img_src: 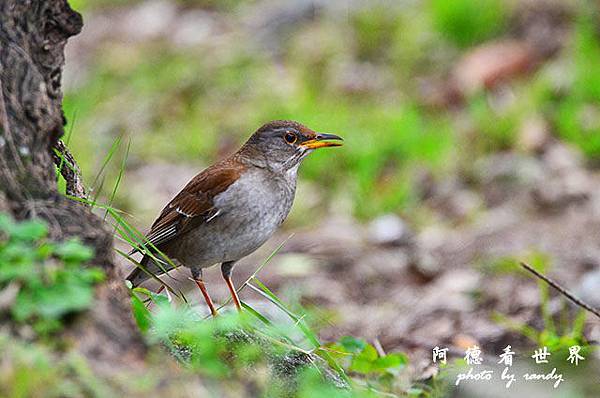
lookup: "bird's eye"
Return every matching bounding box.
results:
[284,132,297,144]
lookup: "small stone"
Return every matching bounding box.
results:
[0,282,19,312]
[531,143,591,210]
[577,269,600,309]
[125,0,178,41]
[409,249,442,281]
[275,253,320,277]
[171,11,217,48]
[475,153,544,186]
[531,175,590,210]
[474,153,544,206]
[429,186,481,222]
[517,116,551,153]
[18,146,30,156]
[542,143,583,173]
[367,214,413,246]
[356,249,410,278]
[417,226,448,252]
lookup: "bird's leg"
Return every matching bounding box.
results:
[221,261,242,312]
[191,267,218,317]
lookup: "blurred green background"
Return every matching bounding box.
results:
[62,0,600,223]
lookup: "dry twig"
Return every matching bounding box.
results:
[520,261,600,320]
[52,139,88,201]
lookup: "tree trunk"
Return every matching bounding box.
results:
[0,0,146,369]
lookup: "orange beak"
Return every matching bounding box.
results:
[300,133,344,149]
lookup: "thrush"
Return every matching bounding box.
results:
[127,120,342,315]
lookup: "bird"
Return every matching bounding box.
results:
[126,120,342,316]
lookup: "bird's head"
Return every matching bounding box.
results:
[240,120,343,170]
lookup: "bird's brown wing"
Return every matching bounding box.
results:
[127,161,244,286]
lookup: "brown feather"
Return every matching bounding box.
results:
[147,157,245,249]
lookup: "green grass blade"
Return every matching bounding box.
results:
[66,194,181,284]
[104,138,130,221]
[105,206,178,276]
[247,281,321,349]
[572,310,587,342]
[241,234,294,289]
[240,301,273,327]
[53,148,80,182]
[115,248,182,301]
[91,136,122,194]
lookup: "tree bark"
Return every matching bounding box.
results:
[0,0,146,369]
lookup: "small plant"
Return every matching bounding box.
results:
[491,253,590,354]
[327,336,411,394]
[0,214,104,336]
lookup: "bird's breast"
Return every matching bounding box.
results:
[210,168,296,258]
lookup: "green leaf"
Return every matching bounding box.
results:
[0,214,103,336]
[11,220,48,241]
[349,344,378,374]
[13,278,94,321]
[0,259,36,283]
[338,336,367,353]
[407,387,426,397]
[131,295,152,333]
[151,305,199,341]
[371,352,409,372]
[55,239,94,263]
[133,286,170,308]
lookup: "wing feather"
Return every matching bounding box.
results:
[144,163,243,250]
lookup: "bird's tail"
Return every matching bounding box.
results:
[126,253,176,287]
